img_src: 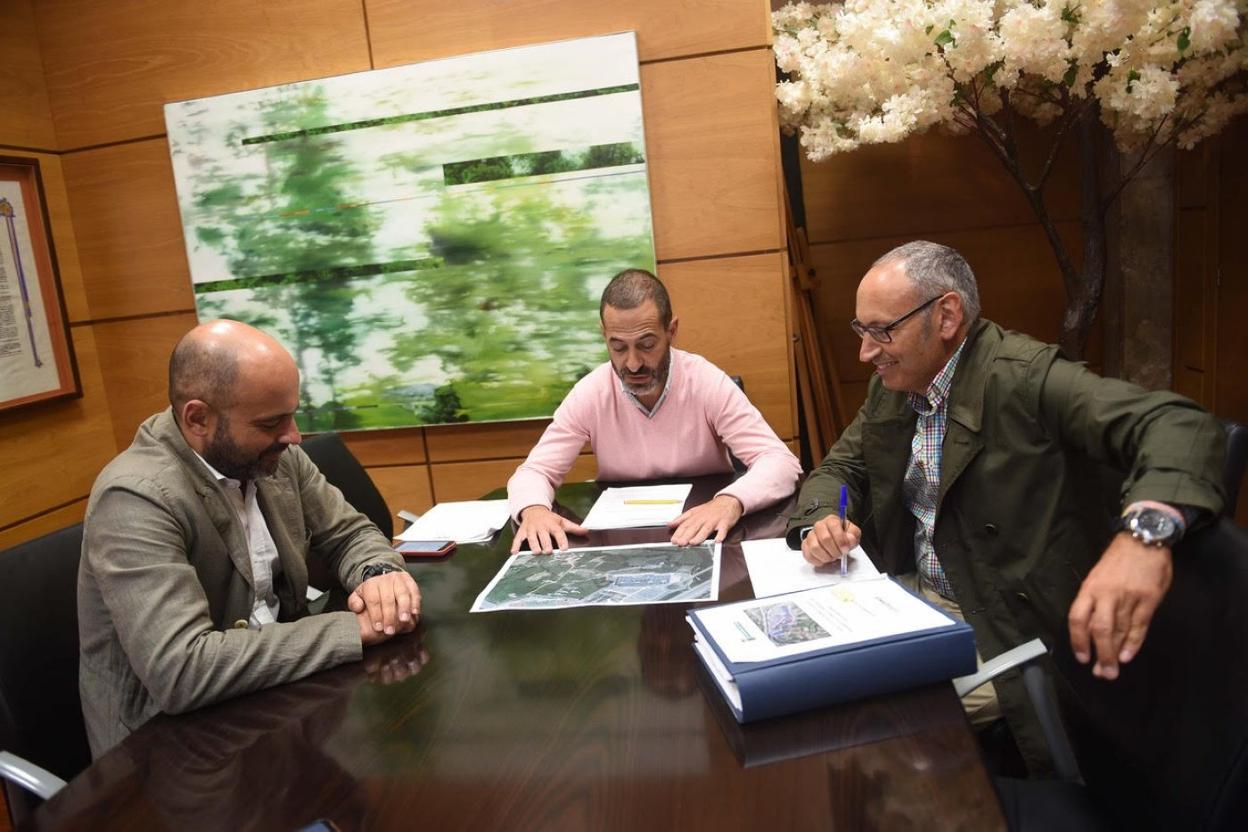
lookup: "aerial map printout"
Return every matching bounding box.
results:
[471,542,721,612]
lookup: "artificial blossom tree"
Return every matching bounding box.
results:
[773,0,1247,358]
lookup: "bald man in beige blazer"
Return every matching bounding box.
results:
[79,320,421,756]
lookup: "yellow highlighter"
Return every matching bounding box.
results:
[622,498,682,505]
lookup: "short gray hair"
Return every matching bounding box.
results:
[874,241,981,323]
[600,268,672,328]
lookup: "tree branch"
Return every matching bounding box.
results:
[1099,112,1172,211]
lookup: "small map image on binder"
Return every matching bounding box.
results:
[745,602,830,647]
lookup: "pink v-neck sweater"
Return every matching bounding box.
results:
[507,349,801,520]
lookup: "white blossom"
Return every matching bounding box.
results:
[772,0,1248,157]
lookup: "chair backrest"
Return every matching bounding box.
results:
[0,523,91,801]
[1055,517,1248,830]
[300,432,393,539]
[1221,419,1248,514]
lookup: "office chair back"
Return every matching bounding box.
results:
[1222,419,1248,514]
[0,523,91,820]
[1055,517,1248,830]
[300,432,393,539]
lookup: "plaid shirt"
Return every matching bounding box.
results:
[902,338,968,600]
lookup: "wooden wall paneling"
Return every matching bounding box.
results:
[35,0,373,149]
[365,464,435,523]
[62,139,195,320]
[643,49,785,261]
[799,129,1080,246]
[0,326,117,528]
[92,313,199,450]
[1173,144,1216,409]
[1178,207,1208,404]
[431,454,598,504]
[0,0,57,150]
[1215,119,1248,422]
[660,252,794,438]
[1175,143,1212,210]
[366,0,772,68]
[0,499,87,551]
[27,153,89,322]
[341,428,427,467]
[426,420,553,464]
[807,222,1089,408]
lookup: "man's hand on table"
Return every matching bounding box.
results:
[668,494,743,546]
[800,514,861,567]
[350,569,421,646]
[511,505,588,554]
[1067,533,1173,681]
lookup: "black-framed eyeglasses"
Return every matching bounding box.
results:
[850,295,943,343]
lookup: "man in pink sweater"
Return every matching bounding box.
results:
[508,269,802,554]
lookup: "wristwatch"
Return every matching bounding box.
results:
[1115,507,1183,549]
[361,562,403,581]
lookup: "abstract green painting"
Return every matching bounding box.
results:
[165,33,655,430]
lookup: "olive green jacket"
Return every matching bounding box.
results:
[788,319,1225,771]
[79,408,404,757]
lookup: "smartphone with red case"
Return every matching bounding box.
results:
[394,539,456,558]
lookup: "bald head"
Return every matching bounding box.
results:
[169,320,296,422]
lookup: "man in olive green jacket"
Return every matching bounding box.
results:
[789,242,1225,772]
[79,321,421,756]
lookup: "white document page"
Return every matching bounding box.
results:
[741,538,880,598]
[694,578,956,665]
[691,631,743,711]
[581,484,693,530]
[395,500,511,543]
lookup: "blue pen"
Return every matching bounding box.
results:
[838,484,849,576]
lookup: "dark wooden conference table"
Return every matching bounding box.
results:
[28,476,1004,831]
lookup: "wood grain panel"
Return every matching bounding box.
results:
[807,222,1090,391]
[0,498,86,551]
[426,419,553,464]
[1176,144,1212,210]
[62,139,195,319]
[0,0,57,150]
[365,464,435,525]
[644,50,785,261]
[1215,119,1248,422]
[341,428,427,466]
[36,0,372,149]
[431,454,598,504]
[1173,366,1206,408]
[366,0,771,68]
[0,326,117,528]
[1174,209,1208,375]
[660,252,794,438]
[799,128,1080,246]
[93,313,199,450]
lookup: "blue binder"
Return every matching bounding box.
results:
[689,577,977,723]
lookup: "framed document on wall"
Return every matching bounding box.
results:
[0,157,79,411]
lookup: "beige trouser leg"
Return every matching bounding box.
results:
[897,573,1002,726]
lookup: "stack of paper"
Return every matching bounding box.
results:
[395,500,511,544]
[581,484,693,530]
[688,577,976,722]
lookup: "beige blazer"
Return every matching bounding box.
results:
[78,408,403,756]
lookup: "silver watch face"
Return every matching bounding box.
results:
[1127,510,1178,545]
